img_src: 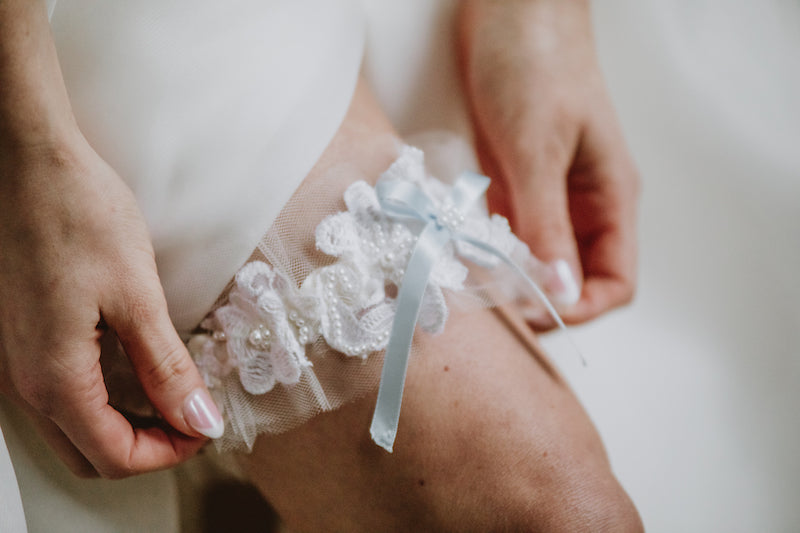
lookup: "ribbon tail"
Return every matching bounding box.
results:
[370,224,449,452]
[456,235,586,366]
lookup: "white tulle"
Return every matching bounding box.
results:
[188,146,537,432]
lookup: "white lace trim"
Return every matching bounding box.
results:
[189,146,525,403]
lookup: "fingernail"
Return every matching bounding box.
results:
[183,389,224,439]
[548,259,581,308]
[522,305,557,330]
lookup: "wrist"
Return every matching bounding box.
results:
[458,0,594,56]
[0,125,93,195]
[0,106,80,155]
[0,0,81,154]
[0,118,85,169]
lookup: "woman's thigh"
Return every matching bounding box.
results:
[241,305,639,532]
[237,80,642,532]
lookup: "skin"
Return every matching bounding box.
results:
[459,0,640,328]
[0,0,217,478]
[239,80,643,532]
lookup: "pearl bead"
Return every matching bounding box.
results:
[380,252,395,268]
[212,330,227,342]
[247,325,271,350]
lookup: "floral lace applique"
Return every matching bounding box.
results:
[192,261,314,395]
[189,146,525,398]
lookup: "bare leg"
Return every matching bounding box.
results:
[238,80,643,532]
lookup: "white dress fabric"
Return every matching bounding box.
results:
[50,0,365,334]
[0,401,181,533]
[0,424,26,533]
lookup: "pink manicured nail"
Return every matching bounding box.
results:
[548,259,581,309]
[183,389,224,439]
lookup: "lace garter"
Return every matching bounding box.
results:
[188,146,574,452]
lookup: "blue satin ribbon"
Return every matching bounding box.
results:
[369,171,581,452]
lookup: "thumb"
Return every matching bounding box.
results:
[502,141,583,312]
[103,276,224,440]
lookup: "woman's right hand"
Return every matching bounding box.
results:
[0,133,223,478]
[0,0,222,479]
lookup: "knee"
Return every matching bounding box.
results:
[415,437,643,532]
[505,466,644,533]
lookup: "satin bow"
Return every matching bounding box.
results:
[369,171,580,452]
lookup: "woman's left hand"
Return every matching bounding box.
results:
[458,0,639,328]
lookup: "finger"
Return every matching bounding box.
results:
[563,109,639,323]
[101,268,224,441]
[492,123,584,311]
[44,357,206,478]
[562,186,637,323]
[29,411,99,478]
[563,277,634,325]
[2,381,98,478]
[476,127,513,220]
